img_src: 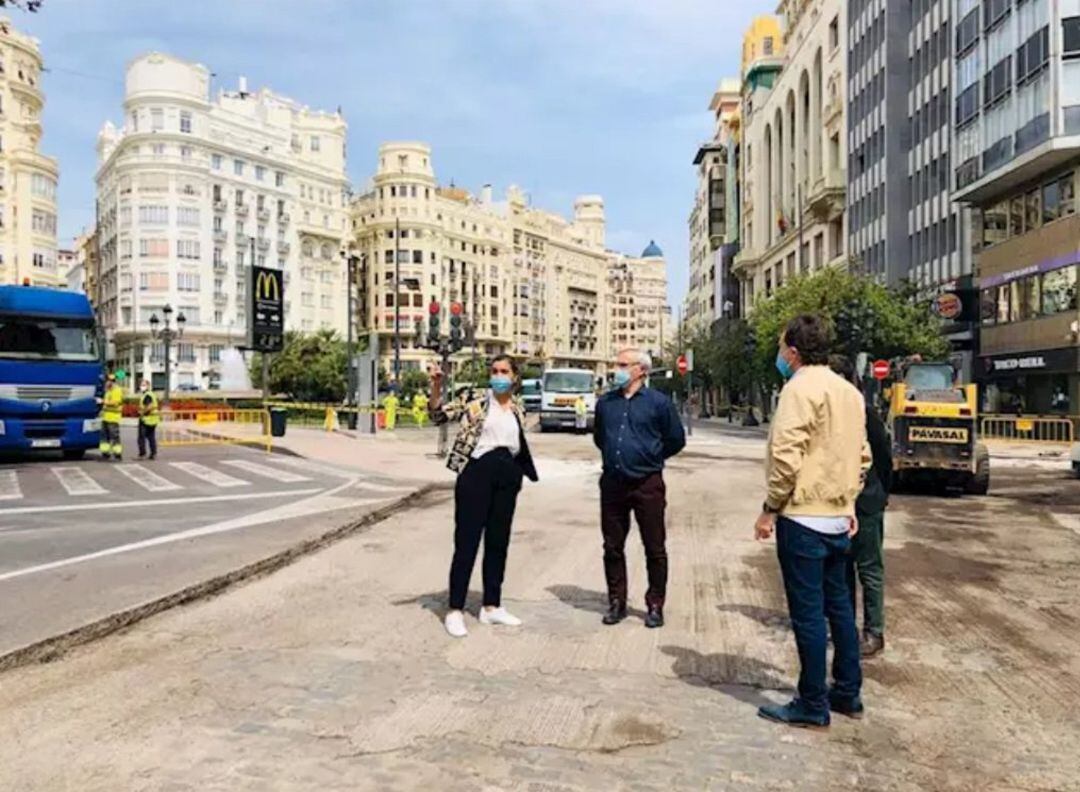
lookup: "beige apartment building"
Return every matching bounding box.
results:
[95,52,349,391]
[0,18,59,287]
[349,142,669,378]
[687,79,741,331]
[734,1,847,315]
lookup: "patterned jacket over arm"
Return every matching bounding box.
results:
[431,389,538,481]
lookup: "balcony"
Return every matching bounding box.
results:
[213,229,228,243]
[213,292,228,305]
[257,237,271,251]
[257,207,271,222]
[277,240,291,254]
[278,212,290,225]
[213,260,228,274]
[235,202,249,217]
[213,200,227,213]
[805,168,846,222]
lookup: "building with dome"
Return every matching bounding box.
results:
[0,18,59,287]
[349,142,671,377]
[94,52,349,391]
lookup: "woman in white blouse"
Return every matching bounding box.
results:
[430,355,538,638]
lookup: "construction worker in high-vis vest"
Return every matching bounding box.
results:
[99,372,124,460]
[137,379,160,460]
[383,390,399,431]
[412,391,428,428]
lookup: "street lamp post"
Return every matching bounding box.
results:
[148,304,186,406]
[393,217,401,388]
[344,251,360,429]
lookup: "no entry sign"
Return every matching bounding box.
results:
[677,355,689,375]
[872,359,891,380]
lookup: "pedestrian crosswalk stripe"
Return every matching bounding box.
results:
[355,481,413,494]
[0,470,22,501]
[221,459,311,483]
[169,461,249,488]
[115,464,183,492]
[52,467,108,496]
[264,455,357,480]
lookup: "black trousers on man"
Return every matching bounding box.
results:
[137,422,157,459]
[600,470,667,609]
[449,448,524,610]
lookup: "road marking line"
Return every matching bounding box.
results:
[51,467,107,496]
[355,481,414,493]
[115,464,183,492]
[0,470,22,501]
[0,487,322,519]
[0,479,378,582]
[221,459,311,483]
[169,461,249,488]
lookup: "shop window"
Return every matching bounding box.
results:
[984,201,1008,246]
[980,289,998,325]
[995,284,1011,323]
[1041,266,1078,314]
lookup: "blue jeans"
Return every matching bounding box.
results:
[776,517,862,715]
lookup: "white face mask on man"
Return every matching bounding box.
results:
[140,384,149,393]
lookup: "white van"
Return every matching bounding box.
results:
[540,368,597,432]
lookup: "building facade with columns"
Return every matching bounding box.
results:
[94,52,348,391]
[0,18,59,287]
[349,142,670,378]
[734,2,848,315]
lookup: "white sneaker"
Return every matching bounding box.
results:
[479,607,522,627]
[444,610,468,638]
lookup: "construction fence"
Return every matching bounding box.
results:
[157,408,273,452]
[980,415,1075,445]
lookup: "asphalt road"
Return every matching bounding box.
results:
[0,427,420,657]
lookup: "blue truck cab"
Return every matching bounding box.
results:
[0,285,103,458]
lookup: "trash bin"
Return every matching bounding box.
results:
[269,407,288,437]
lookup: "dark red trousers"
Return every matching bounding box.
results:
[600,471,667,608]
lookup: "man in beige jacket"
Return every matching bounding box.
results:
[755,314,869,729]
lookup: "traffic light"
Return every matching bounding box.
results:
[427,300,441,345]
[449,302,463,350]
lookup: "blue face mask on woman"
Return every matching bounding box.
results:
[489,375,513,394]
[612,369,632,389]
[775,351,794,380]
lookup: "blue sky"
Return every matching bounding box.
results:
[23,0,753,306]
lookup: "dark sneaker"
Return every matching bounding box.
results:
[138,453,146,459]
[757,699,830,729]
[644,605,665,629]
[602,602,627,626]
[828,693,865,720]
[861,632,885,659]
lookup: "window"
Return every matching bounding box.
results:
[310,136,321,152]
[177,343,195,363]
[234,159,245,176]
[179,111,192,133]
[180,145,192,161]
[177,239,200,259]
[139,205,168,223]
[177,272,201,291]
[1009,196,1025,236]
[139,272,169,291]
[412,250,423,264]
[151,143,166,156]
[1025,188,1041,231]
[139,237,169,257]
[1060,173,1076,216]
[275,171,285,187]
[212,154,222,170]
[31,174,56,199]
[255,165,265,182]
[321,295,332,309]
[384,250,393,264]
[151,108,163,131]
[828,16,838,50]
[30,210,56,235]
[177,207,200,227]
[1042,179,1060,224]
[209,345,223,364]
[1065,17,1080,58]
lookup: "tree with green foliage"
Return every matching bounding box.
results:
[398,369,430,403]
[746,267,949,389]
[251,330,347,402]
[455,357,489,386]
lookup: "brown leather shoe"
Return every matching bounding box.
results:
[860,632,884,658]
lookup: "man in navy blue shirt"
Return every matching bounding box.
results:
[593,347,686,628]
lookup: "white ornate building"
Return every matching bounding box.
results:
[349,142,670,377]
[0,18,59,287]
[95,52,349,391]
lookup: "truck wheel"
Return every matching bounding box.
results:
[966,444,990,496]
[63,449,87,461]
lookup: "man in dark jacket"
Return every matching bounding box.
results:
[830,356,891,658]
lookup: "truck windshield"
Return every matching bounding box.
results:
[0,318,98,362]
[521,380,541,395]
[543,372,593,393]
[905,365,954,391]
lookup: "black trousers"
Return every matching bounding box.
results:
[137,422,157,458]
[449,448,524,610]
[600,470,668,609]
